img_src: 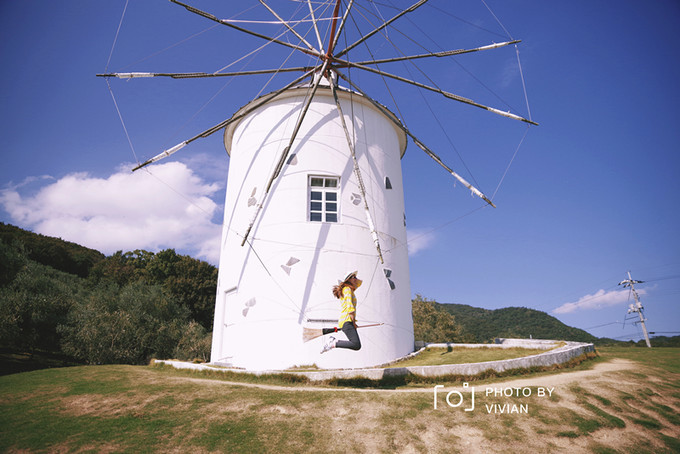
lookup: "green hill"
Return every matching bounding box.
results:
[438,303,599,344]
[0,222,104,278]
[1,223,215,371]
[6,222,674,377]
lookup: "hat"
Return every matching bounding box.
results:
[339,270,357,285]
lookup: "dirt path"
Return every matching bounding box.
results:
[149,357,678,452]
[480,357,635,390]
[163,358,635,393]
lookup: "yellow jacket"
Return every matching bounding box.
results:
[338,285,356,328]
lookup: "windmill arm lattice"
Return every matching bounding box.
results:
[336,71,496,208]
[113,2,537,173]
[108,1,534,208]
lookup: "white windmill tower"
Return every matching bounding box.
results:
[100,1,536,370]
[210,81,412,370]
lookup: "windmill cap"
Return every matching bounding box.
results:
[224,87,407,157]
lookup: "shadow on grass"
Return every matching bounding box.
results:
[0,348,83,376]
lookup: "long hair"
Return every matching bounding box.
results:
[333,280,357,299]
[333,272,357,299]
[332,283,347,299]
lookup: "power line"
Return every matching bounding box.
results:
[609,333,646,341]
[642,274,680,283]
[583,321,624,330]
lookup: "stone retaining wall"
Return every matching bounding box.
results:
[285,338,594,381]
[157,338,595,382]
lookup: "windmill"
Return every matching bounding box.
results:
[99,1,537,370]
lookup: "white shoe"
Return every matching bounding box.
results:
[321,336,336,354]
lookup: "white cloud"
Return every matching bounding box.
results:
[180,152,229,187]
[553,288,647,314]
[406,228,436,255]
[0,161,224,264]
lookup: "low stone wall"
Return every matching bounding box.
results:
[286,338,594,381]
[156,338,595,382]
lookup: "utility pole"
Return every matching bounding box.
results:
[619,271,652,348]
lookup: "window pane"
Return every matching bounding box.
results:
[309,176,340,224]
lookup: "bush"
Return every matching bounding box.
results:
[59,282,191,365]
[173,321,212,363]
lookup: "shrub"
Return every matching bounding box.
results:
[173,321,212,362]
[59,282,190,365]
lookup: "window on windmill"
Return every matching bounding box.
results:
[309,176,339,223]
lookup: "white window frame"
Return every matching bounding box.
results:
[308,176,339,223]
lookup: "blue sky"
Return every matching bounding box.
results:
[1,1,678,342]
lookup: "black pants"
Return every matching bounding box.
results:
[335,323,362,351]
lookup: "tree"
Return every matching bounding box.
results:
[88,250,154,287]
[0,238,26,287]
[88,249,217,330]
[0,260,82,352]
[412,295,469,343]
[0,229,218,365]
[164,254,217,330]
[59,282,191,365]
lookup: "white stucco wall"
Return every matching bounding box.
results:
[210,86,414,370]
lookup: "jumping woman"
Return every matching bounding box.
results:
[321,271,363,353]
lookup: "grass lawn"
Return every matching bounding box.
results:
[390,346,553,367]
[0,347,678,453]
